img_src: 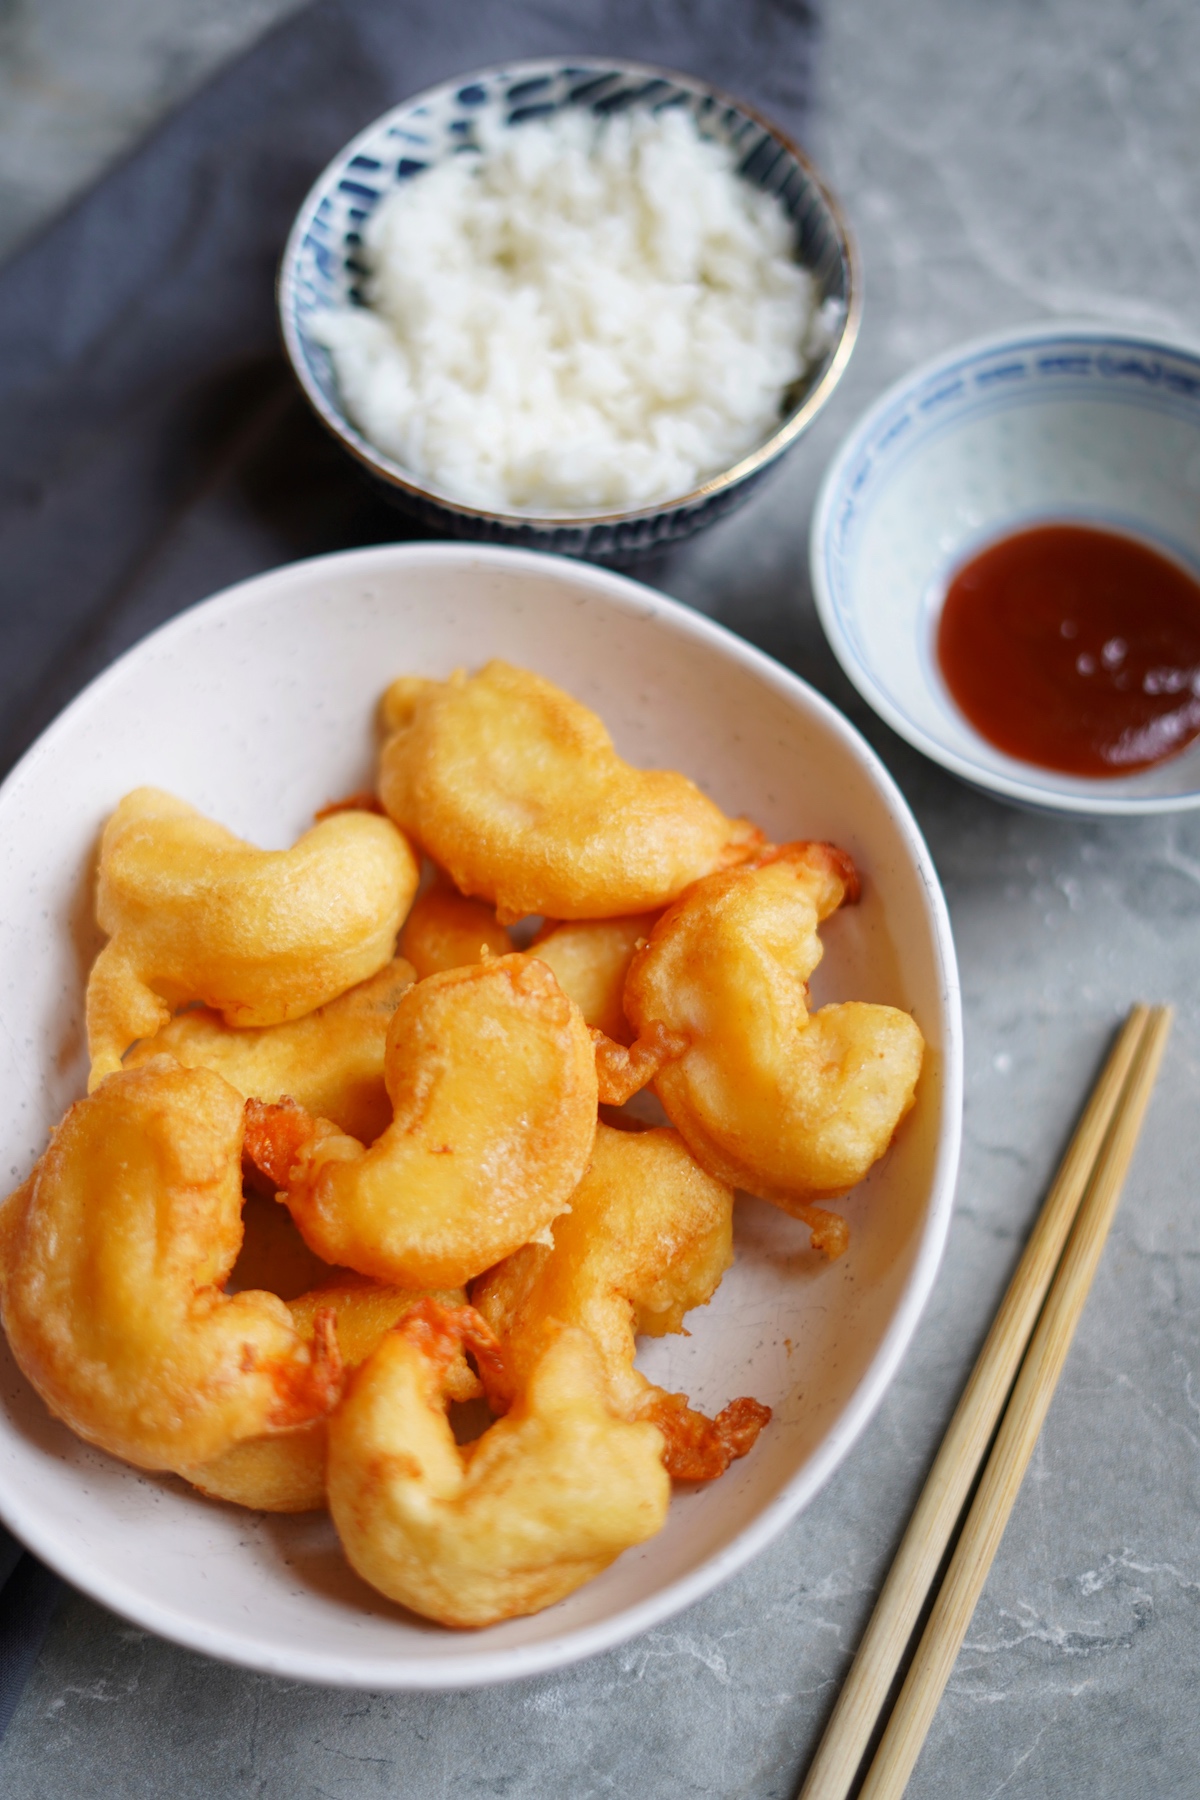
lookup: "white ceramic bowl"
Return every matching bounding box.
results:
[0,544,961,1688]
[811,323,1200,814]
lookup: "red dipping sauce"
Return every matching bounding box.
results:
[937,524,1200,776]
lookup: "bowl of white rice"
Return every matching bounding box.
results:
[279,60,860,559]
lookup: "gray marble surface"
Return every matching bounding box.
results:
[3,0,1200,1794]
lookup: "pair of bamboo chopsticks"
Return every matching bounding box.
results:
[797,1001,1172,1800]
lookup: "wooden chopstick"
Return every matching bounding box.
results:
[797,1002,1163,1800]
[856,1004,1170,1796]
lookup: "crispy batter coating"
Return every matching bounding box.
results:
[400,879,513,979]
[184,1279,479,1512]
[87,787,419,1088]
[472,1123,768,1480]
[619,843,925,1253]
[327,1299,670,1627]
[530,914,658,1042]
[0,1059,341,1473]
[243,954,598,1289]
[377,662,760,922]
[123,957,415,1143]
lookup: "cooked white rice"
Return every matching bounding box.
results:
[312,105,836,515]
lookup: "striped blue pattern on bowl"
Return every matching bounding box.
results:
[279,59,859,560]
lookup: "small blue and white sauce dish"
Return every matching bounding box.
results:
[810,323,1200,816]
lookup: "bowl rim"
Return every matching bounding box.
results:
[277,55,862,530]
[809,318,1200,817]
[0,542,961,1689]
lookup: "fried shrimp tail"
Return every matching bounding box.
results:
[326,1299,670,1627]
[0,1059,343,1473]
[637,1391,772,1482]
[623,841,925,1253]
[87,787,419,1088]
[377,661,760,920]
[243,954,598,1288]
[244,1093,317,1189]
[473,1122,770,1480]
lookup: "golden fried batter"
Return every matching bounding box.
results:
[327,1300,670,1627]
[619,843,925,1253]
[124,958,415,1143]
[0,1059,341,1473]
[184,1279,479,1512]
[87,788,419,1088]
[472,1123,768,1480]
[243,954,598,1289]
[378,662,760,922]
[399,879,513,979]
[530,914,657,1042]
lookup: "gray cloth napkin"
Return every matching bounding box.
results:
[0,0,816,1737]
[0,1527,60,1740]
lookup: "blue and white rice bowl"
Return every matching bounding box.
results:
[279,59,859,560]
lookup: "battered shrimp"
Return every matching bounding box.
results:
[399,878,513,978]
[87,787,419,1088]
[616,842,925,1254]
[377,662,760,922]
[530,914,658,1042]
[124,958,416,1142]
[473,1123,770,1480]
[243,955,598,1289]
[184,1278,479,1512]
[0,1059,341,1473]
[327,1299,670,1627]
